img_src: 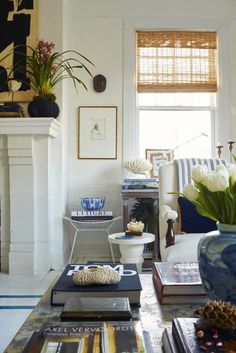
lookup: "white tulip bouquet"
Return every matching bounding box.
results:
[179,163,236,225]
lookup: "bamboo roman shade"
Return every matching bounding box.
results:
[136,31,217,93]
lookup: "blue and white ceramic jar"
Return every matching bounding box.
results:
[80,197,105,211]
[198,223,236,304]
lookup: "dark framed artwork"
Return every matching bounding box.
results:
[78,106,118,159]
[0,0,38,102]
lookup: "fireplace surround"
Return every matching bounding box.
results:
[0,118,62,274]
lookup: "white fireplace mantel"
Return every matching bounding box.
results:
[0,117,61,136]
[0,117,62,274]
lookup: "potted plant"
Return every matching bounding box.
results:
[129,198,159,233]
[11,40,94,118]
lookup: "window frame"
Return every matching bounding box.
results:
[123,17,230,173]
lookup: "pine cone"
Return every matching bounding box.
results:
[195,300,236,329]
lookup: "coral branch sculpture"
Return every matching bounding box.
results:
[73,267,121,286]
[123,158,152,175]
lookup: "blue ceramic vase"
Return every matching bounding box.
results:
[198,223,236,304]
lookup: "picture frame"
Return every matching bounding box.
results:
[0,0,38,102]
[145,149,173,178]
[78,106,117,159]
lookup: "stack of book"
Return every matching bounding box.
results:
[51,263,142,306]
[71,210,113,221]
[22,321,151,353]
[162,317,236,353]
[122,178,158,190]
[60,297,132,321]
[152,262,207,304]
[0,103,24,117]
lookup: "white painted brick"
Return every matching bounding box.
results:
[8,149,32,157]
[0,119,62,274]
[9,251,34,275]
[9,243,34,252]
[9,157,33,165]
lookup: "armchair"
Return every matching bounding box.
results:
[158,158,225,262]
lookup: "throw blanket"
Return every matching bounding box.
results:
[174,158,226,192]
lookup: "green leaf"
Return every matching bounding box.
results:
[129,198,159,233]
[8,42,94,99]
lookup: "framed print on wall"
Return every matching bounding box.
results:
[78,106,117,159]
[0,0,38,102]
[145,149,173,178]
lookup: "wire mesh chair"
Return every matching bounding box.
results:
[63,184,122,263]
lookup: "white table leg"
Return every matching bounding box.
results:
[69,230,78,264]
[119,244,144,273]
[108,240,115,264]
[106,230,115,263]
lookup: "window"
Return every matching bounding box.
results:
[136,31,217,159]
[138,92,214,159]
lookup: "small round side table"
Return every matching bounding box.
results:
[108,232,155,273]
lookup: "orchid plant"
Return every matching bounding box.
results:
[11,40,94,101]
[179,163,236,225]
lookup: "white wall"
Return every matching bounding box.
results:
[61,0,236,176]
[64,16,123,187]
[38,0,65,269]
[38,0,236,263]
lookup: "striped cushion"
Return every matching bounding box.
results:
[174,158,226,192]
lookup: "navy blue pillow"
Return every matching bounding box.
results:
[178,196,217,233]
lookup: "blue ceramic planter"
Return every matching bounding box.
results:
[198,223,236,304]
[80,197,105,211]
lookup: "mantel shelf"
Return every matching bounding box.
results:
[0,117,61,137]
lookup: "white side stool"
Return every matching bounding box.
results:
[108,232,155,273]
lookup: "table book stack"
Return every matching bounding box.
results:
[22,321,150,353]
[60,297,132,321]
[51,263,142,306]
[23,263,153,352]
[122,178,159,190]
[152,262,207,304]
[71,210,113,221]
[162,317,236,353]
[0,103,24,117]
